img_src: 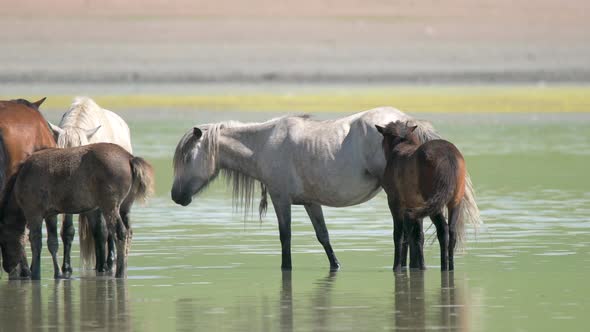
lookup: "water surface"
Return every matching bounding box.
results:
[1,111,588,331]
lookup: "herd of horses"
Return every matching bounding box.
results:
[0,97,480,280]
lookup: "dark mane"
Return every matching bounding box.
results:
[9,98,56,145]
[10,99,38,109]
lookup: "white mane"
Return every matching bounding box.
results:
[56,97,133,152]
[174,117,298,219]
[59,96,102,129]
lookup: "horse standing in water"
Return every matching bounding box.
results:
[171,107,480,270]
[49,97,133,273]
[0,143,153,279]
[0,98,56,279]
[377,121,467,271]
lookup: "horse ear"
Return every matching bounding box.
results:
[49,122,64,138]
[85,125,101,139]
[408,125,418,133]
[193,127,203,139]
[32,97,47,109]
[375,125,386,135]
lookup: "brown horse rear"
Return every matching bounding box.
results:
[377,121,468,271]
[412,140,466,219]
[0,98,55,278]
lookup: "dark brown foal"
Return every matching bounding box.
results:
[377,121,466,271]
[0,143,154,279]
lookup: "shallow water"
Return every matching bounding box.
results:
[1,111,588,332]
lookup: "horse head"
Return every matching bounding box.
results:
[52,125,101,148]
[171,126,219,206]
[375,120,419,154]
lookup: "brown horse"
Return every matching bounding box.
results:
[0,98,57,279]
[377,121,466,271]
[0,143,154,279]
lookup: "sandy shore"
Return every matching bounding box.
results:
[1,0,589,85]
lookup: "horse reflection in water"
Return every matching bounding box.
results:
[0,279,131,331]
[79,278,131,331]
[394,271,470,331]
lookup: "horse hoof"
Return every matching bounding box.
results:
[329,264,341,271]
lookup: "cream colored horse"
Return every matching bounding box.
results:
[171,107,480,270]
[49,97,132,274]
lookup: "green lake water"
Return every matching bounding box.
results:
[0,110,588,332]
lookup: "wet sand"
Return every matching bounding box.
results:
[1,0,589,85]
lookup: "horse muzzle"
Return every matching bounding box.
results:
[171,189,192,206]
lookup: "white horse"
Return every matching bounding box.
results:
[171,107,480,270]
[49,96,133,275]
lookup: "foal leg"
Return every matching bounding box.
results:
[304,203,340,270]
[387,197,404,272]
[45,215,64,279]
[120,209,132,263]
[431,213,449,271]
[406,219,426,270]
[270,195,292,270]
[28,218,43,280]
[89,211,108,273]
[401,233,409,269]
[60,214,75,276]
[104,209,128,278]
[448,206,461,271]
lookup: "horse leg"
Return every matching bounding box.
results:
[304,203,340,270]
[90,211,108,273]
[120,209,132,266]
[28,219,43,280]
[407,219,426,270]
[106,234,115,272]
[104,209,128,279]
[448,205,460,271]
[99,210,117,272]
[401,233,409,269]
[45,215,64,279]
[387,197,404,272]
[270,195,292,270]
[431,213,449,271]
[60,214,75,276]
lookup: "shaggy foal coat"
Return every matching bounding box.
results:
[377,121,466,271]
[1,143,153,279]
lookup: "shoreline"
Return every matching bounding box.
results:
[4,85,589,113]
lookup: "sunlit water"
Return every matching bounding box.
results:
[1,111,588,331]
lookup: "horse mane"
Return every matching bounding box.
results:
[175,116,307,220]
[10,99,38,109]
[60,97,103,129]
[55,97,105,148]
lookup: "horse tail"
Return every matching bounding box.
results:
[259,183,268,221]
[410,118,482,249]
[406,156,459,221]
[130,157,155,203]
[78,214,96,269]
[454,172,481,249]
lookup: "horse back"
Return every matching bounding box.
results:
[0,101,56,182]
[416,139,466,207]
[15,143,135,215]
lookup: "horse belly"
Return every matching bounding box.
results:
[298,173,382,207]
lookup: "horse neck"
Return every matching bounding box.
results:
[215,124,270,180]
[390,142,418,159]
